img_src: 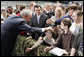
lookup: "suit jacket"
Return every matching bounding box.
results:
[30,14,48,28]
[30,14,48,39]
[1,15,42,56]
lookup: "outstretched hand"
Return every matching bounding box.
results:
[46,19,55,24]
[45,27,54,31]
[25,48,32,52]
[44,47,52,52]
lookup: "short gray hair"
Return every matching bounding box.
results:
[20,9,32,17]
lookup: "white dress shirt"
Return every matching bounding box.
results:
[37,15,41,24]
[70,22,81,35]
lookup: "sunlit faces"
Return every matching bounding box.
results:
[45,5,51,11]
[60,22,65,30]
[72,12,78,22]
[30,5,34,10]
[72,11,83,23]
[35,7,42,15]
[55,9,60,17]
[68,9,73,16]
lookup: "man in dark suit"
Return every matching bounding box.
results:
[30,5,48,40]
[1,9,51,56]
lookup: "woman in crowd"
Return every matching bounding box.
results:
[46,7,64,26]
[29,1,36,16]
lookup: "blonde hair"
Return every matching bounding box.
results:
[29,1,36,9]
[29,1,36,6]
[55,7,64,18]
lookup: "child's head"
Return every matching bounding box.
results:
[72,10,83,23]
[45,29,54,38]
[61,18,72,30]
[45,27,59,39]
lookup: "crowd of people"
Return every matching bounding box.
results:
[1,1,83,56]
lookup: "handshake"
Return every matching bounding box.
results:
[42,27,54,32]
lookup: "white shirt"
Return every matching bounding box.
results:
[10,13,16,16]
[1,14,6,21]
[70,22,81,35]
[37,15,40,24]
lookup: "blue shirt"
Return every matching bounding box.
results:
[55,15,74,26]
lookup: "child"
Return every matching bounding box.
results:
[44,18,75,55]
[25,28,57,52]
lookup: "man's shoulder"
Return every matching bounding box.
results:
[7,15,20,20]
[6,16,25,23]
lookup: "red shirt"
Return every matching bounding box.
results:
[16,13,20,16]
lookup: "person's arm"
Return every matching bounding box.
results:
[55,16,66,26]
[18,21,42,33]
[70,33,80,56]
[31,37,43,49]
[44,33,62,52]
[44,14,49,27]
[25,37,43,52]
[71,34,75,48]
[18,21,52,33]
[70,48,76,56]
[54,33,62,47]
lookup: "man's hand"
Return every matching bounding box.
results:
[45,27,53,30]
[44,47,52,52]
[42,27,53,32]
[25,48,33,52]
[46,19,55,24]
